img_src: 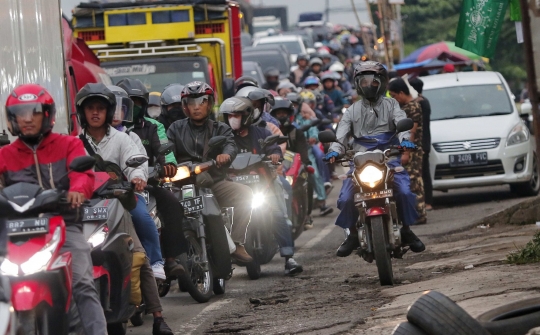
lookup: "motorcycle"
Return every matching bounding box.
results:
[83,154,148,334]
[318,118,415,286]
[282,149,311,240]
[228,135,283,280]
[0,268,16,335]
[156,139,233,303]
[0,156,95,334]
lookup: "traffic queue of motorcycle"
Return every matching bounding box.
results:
[0,59,428,335]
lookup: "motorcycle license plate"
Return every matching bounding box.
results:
[180,196,204,214]
[6,218,49,236]
[449,152,488,167]
[83,207,109,221]
[354,189,393,202]
[232,174,260,185]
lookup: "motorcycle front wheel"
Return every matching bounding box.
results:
[178,231,214,303]
[370,216,394,286]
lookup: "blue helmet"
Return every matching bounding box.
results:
[304,76,320,87]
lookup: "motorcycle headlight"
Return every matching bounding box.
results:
[170,166,191,182]
[357,165,384,189]
[88,228,108,248]
[252,192,265,209]
[0,258,19,276]
[20,226,62,275]
[285,175,294,186]
[506,122,530,146]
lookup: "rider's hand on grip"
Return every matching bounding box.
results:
[399,140,417,151]
[162,164,177,178]
[324,151,339,164]
[67,191,86,209]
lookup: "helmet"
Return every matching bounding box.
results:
[353,61,388,101]
[304,76,320,87]
[160,83,184,119]
[309,57,323,66]
[234,76,259,92]
[321,72,336,83]
[297,54,309,63]
[329,62,345,72]
[264,67,280,78]
[299,90,316,104]
[180,81,215,118]
[286,92,303,107]
[147,92,161,119]
[313,91,324,105]
[116,78,149,119]
[5,84,57,140]
[269,97,294,127]
[277,81,296,94]
[218,97,257,130]
[107,85,134,124]
[235,86,273,122]
[75,83,116,128]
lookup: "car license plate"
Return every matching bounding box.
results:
[354,189,393,202]
[180,196,204,214]
[7,218,49,236]
[449,152,488,167]
[83,207,109,222]
[232,174,261,185]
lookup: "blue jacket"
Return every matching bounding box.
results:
[245,126,282,157]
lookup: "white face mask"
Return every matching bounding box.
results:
[228,116,242,130]
[147,106,161,118]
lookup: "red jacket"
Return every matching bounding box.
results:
[0,133,94,199]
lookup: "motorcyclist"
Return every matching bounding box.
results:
[326,61,426,257]
[277,81,297,98]
[219,97,303,275]
[300,57,324,84]
[321,72,349,109]
[115,80,189,277]
[290,54,309,86]
[262,67,281,91]
[148,92,162,119]
[75,83,174,334]
[234,76,258,93]
[329,62,353,93]
[166,81,254,263]
[158,83,185,131]
[0,84,107,334]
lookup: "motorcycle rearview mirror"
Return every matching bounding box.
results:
[310,118,321,127]
[158,142,174,156]
[321,118,332,125]
[298,124,311,132]
[260,134,280,149]
[318,130,337,143]
[277,136,289,144]
[125,155,149,168]
[69,156,96,172]
[396,118,414,133]
[208,136,227,149]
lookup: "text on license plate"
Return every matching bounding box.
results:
[180,196,204,214]
[7,218,49,236]
[232,175,260,184]
[354,189,393,202]
[449,152,488,167]
[83,206,109,222]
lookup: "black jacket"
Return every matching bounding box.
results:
[281,126,310,166]
[129,119,164,166]
[167,118,237,182]
[418,96,431,153]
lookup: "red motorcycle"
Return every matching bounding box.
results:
[0,156,95,334]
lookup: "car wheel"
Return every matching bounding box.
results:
[392,322,429,335]
[510,154,540,196]
[477,297,540,335]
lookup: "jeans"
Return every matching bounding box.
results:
[422,152,433,205]
[279,175,293,219]
[130,194,163,265]
[270,178,294,257]
[308,147,327,201]
[63,225,107,335]
[212,180,253,244]
[312,144,330,183]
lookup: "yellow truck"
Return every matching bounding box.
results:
[72,0,245,103]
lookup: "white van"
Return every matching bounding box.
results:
[421,71,538,196]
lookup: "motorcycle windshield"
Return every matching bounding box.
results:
[354,151,386,168]
[230,153,262,171]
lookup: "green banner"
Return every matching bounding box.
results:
[455,0,509,58]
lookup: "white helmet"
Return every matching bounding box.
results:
[329,62,345,72]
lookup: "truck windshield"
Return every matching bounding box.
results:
[102,60,209,92]
[423,84,513,121]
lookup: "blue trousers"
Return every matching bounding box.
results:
[312,144,330,183]
[279,175,293,220]
[308,147,327,201]
[335,169,419,229]
[271,178,294,257]
[130,194,163,265]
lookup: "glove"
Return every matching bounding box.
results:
[162,164,177,178]
[400,140,417,150]
[324,151,339,161]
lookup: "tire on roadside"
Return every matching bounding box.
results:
[477,297,540,335]
[406,291,490,335]
[392,322,429,335]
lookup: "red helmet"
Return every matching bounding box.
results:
[5,84,56,139]
[181,81,215,118]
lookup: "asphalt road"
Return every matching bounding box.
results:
[127,184,526,335]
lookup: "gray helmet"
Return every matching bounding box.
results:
[309,57,323,66]
[219,97,257,129]
[75,83,116,128]
[160,84,184,106]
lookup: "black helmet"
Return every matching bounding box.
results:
[75,83,116,128]
[117,78,149,119]
[234,76,259,92]
[219,97,257,130]
[160,84,185,120]
[286,92,303,115]
[353,61,388,101]
[264,67,280,78]
[269,97,294,127]
[297,54,309,62]
[107,85,134,124]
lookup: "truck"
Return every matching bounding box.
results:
[71,0,244,104]
[252,16,283,39]
[252,6,288,32]
[0,0,108,144]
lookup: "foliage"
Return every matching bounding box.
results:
[507,231,540,265]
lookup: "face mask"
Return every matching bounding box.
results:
[167,107,185,120]
[277,116,290,127]
[147,106,161,118]
[133,105,142,119]
[228,117,242,130]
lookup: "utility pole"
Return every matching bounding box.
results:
[377,0,392,68]
[325,0,330,22]
[350,0,372,59]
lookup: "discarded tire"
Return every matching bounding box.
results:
[477,298,540,335]
[406,291,490,335]
[392,321,429,335]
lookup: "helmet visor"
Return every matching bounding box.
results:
[355,74,382,97]
[7,103,44,121]
[183,96,210,107]
[113,97,133,123]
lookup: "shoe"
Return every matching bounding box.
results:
[426,204,433,211]
[324,182,334,196]
[336,234,360,257]
[153,317,173,335]
[164,260,185,277]
[284,258,303,276]
[231,244,253,263]
[130,311,144,327]
[401,227,425,253]
[319,206,333,217]
[304,216,314,230]
[151,262,166,280]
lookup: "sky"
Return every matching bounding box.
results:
[61,0,372,27]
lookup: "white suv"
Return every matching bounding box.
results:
[421,71,539,196]
[253,35,307,63]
